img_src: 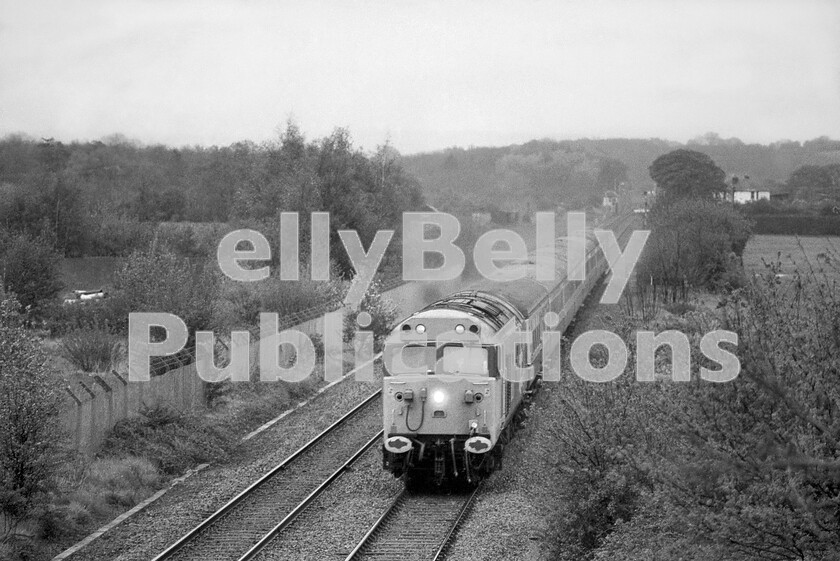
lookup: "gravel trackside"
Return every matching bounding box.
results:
[250,447,402,561]
[62,371,382,561]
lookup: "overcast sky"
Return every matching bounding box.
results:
[1,0,838,153]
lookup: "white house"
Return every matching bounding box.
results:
[733,190,770,204]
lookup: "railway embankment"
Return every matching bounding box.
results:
[56,366,384,561]
[444,283,731,561]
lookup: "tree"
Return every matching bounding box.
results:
[109,247,219,336]
[596,157,629,192]
[343,280,398,351]
[649,149,727,204]
[0,232,63,312]
[786,165,836,200]
[0,291,63,534]
[638,200,751,294]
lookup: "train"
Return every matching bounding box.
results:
[380,215,635,487]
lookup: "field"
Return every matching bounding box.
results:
[60,257,121,294]
[743,234,840,277]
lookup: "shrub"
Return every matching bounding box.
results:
[0,292,64,536]
[343,280,398,351]
[739,198,799,216]
[71,457,160,509]
[155,222,227,259]
[44,298,116,336]
[87,216,155,257]
[575,261,840,560]
[664,301,696,316]
[545,315,659,559]
[61,327,123,372]
[110,248,220,334]
[215,262,346,331]
[44,455,162,539]
[0,232,63,313]
[103,248,221,376]
[666,261,840,559]
[638,200,752,296]
[101,405,233,475]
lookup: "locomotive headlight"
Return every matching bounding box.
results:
[432,390,446,404]
[416,324,426,334]
[455,324,465,334]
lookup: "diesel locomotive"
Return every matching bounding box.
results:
[381,216,634,486]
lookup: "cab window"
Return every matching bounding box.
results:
[385,343,435,374]
[440,345,488,375]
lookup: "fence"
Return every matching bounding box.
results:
[61,365,205,454]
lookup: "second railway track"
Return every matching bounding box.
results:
[152,389,383,561]
[345,485,481,561]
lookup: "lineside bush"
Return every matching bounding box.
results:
[0,291,64,542]
[101,404,234,475]
[638,200,751,297]
[550,257,840,560]
[61,326,122,372]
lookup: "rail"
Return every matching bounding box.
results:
[151,389,382,560]
[345,484,482,561]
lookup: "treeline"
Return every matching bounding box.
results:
[402,135,840,211]
[402,140,630,211]
[784,163,840,201]
[595,135,840,195]
[0,124,424,262]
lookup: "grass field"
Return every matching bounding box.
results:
[60,257,121,294]
[744,234,840,277]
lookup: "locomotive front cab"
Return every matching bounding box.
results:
[381,311,511,484]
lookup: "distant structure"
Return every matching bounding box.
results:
[63,289,107,305]
[724,174,770,204]
[602,190,619,213]
[732,190,770,204]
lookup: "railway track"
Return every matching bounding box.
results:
[152,390,383,561]
[345,485,482,561]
